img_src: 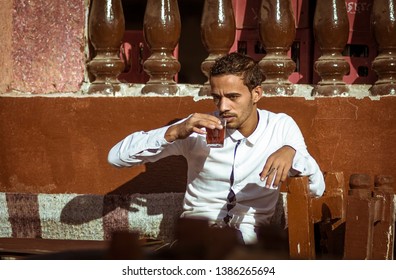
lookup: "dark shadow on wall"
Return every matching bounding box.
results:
[60,118,188,241]
[60,155,187,241]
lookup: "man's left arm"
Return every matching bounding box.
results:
[284,116,325,196]
[261,115,325,196]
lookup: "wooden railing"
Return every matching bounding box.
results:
[87,0,396,96]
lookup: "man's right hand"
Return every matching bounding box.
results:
[164,113,223,142]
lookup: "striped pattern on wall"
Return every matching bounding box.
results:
[0,192,287,243]
[0,192,185,243]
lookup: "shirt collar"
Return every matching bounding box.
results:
[227,109,268,145]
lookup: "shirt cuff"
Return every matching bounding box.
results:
[290,149,307,175]
[289,150,325,197]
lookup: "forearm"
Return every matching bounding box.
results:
[107,126,172,167]
[164,123,181,142]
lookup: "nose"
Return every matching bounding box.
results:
[218,97,230,112]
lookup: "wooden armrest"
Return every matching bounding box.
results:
[286,172,346,259]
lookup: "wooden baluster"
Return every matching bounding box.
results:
[142,0,181,95]
[370,0,396,96]
[199,0,236,96]
[344,173,377,259]
[312,0,350,96]
[258,0,296,96]
[87,0,125,95]
[372,175,395,259]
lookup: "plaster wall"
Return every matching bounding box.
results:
[0,0,86,94]
[0,0,395,197]
[0,93,395,195]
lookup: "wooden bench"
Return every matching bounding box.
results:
[0,233,164,259]
[0,238,109,259]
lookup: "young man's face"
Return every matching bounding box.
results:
[210,74,262,137]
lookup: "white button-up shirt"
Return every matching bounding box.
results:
[108,109,325,244]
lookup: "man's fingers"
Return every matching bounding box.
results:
[260,164,289,188]
[272,166,286,187]
[191,126,207,135]
[189,113,223,131]
[267,167,276,176]
[260,145,295,188]
[260,164,273,181]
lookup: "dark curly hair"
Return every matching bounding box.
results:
[209,52,264,92]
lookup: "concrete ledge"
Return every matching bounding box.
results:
[1,84,386,100]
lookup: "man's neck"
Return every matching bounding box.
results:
[238,109,259,137]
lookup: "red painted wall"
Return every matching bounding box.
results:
[1,96,395,195]
[1,0,395,196]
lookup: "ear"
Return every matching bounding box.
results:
[252,86,263,103]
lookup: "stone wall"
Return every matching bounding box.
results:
[0,0,86,94]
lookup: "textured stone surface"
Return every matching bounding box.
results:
[11,0,85,93]
[1,192,186,242]
[39,193,104,240]
[0,0,13,93]
[0,192,288,242]
[0,193,12,238]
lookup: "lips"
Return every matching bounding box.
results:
[221,115,236,123]
[220,114,236,119]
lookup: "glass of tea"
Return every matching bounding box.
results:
[206,118,226,148]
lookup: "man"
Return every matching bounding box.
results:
[108,52,325,244]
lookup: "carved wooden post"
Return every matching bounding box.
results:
[287,176,315,259]
[311,172,346,258]
[142,0,181,95]
[258,0,296,96]
[344,174,395,260]
[87,0,125,95]
[312,0,350,96]
[199,0,236,96]
[344,173,376,259]
[370,0,396,96]
[372,175,395,259]
[287,172,347,260]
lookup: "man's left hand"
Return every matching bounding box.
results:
[260,145,296,188]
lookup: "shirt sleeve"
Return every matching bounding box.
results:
[290,151,325,197]
[281,114,325,197]
[107,125,181,168]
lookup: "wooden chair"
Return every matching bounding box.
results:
[286,172,395,260]
[286,172,347,259]
[343,174,395,260]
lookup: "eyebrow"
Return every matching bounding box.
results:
[211,92,241,97]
